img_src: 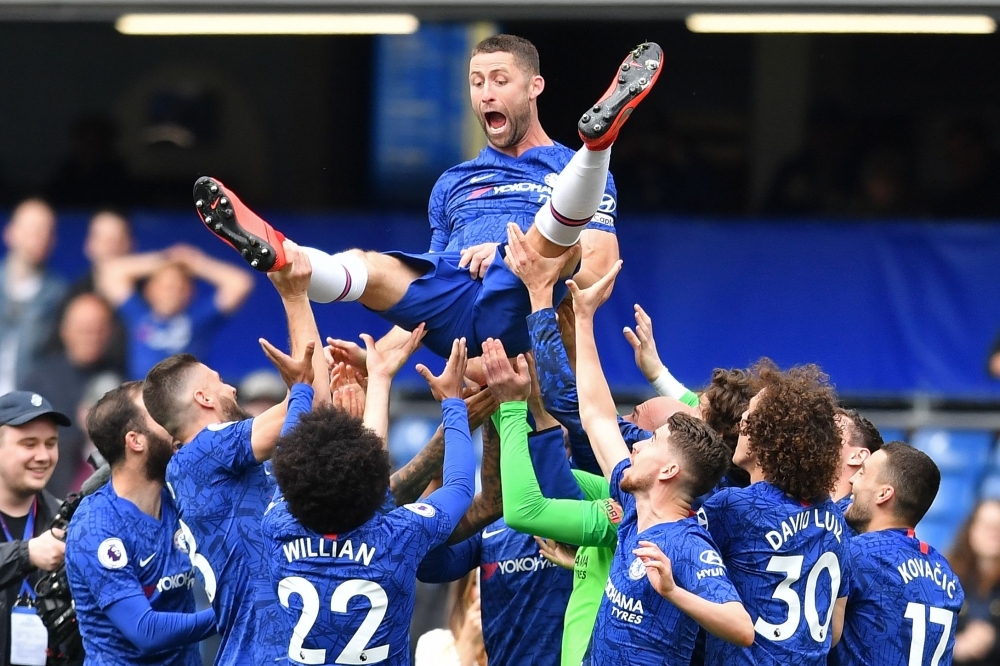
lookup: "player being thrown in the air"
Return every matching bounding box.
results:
[190,41,662,362]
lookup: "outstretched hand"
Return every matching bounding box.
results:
[505,223,582,296]
[481,338,531,404]
[567,259,622,319]
[325,337,367,376]
[535,537,577,571]
[259,339,316,388]
[363,323,426,380]
[269,241,312,300]
[622,303,665,382]
[416,337,468,402]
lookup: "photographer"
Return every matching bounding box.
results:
[0,391,71,666]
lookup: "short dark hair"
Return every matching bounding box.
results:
[668,412,731,498]
[880,441,941,526]
[837,408,883,453]
[701,368,755,450]
[143,354,200,439]
[273,406,390,535]
[744,359,841,501]
[87,381,144,468]
[472,34,540,76]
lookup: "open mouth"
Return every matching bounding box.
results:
[485,111,508,134]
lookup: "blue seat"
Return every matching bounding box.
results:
[878,428,906,444]
[910,429,992,477]
[922,475,976,521]
[982,474,1000,500]
[914,518,961,554]
[387,416,440,469]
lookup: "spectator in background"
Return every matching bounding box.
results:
[415,570,486,666]
[950,499,1000,665]
[0,199,66,394]
[96,243,254,379]
[237,369,288,417]
[57,209,134,377]
[764,102,856,216]
[22,293,119,497]
[933,120,1000,219]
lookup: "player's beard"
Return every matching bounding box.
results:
[220,394,252,423]
[143,429,176,482]
[619,466,654,494]
[478,96,532,150]
[844,498,870,534]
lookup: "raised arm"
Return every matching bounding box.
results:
[95,250,168,307]
[484,340,617,548]
[622,303,698,407]
[168,244,255,314]
[251,243,326,460]
[390,387,498,506]
[568,261,630,481]
[362,323,426,443]
[415,338,476,528]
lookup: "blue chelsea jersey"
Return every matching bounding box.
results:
[428,143,617,252]
[66,483,200,666]
[831,528,964,666]
[261,495,457,665]
[589,460,742,665]
[417,517,573,666]
[165,418,282,666]
[698,483,852,666]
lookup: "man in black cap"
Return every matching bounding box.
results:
[0,390,71,666]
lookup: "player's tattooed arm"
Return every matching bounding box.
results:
[569,261,631,481]
[446,418,502,545]
[390,388,497,506]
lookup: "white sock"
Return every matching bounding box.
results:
[536,146,612,247]
[301,247,368,303]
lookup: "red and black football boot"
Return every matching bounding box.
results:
[193,176,287,272]
[578,42,663,151]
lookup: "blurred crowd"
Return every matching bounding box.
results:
[0,199,259,498]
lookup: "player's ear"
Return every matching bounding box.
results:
[529,75,545,100]
[125,430,144,455]
[659,462,680,482]
[193,388,213,409]
[875,484,895,506]
[848,448,871,465]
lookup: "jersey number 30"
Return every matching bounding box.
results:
[755,553,841,643]
[279,577,389,665]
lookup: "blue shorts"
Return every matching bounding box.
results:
[377,247,569,358]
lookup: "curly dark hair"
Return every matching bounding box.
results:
[744,358,841,502]
[273,405,391,535]
[668,412,731,498]
[836,407,883,453]
[701,368,755,450]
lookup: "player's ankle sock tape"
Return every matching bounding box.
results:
[536,146,612,247]
[302,247,368,303]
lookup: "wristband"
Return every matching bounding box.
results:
[650,368,689,399]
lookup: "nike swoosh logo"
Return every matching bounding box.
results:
[469,173,496,184]
[482,527,506,539]
[139,553,156,567]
